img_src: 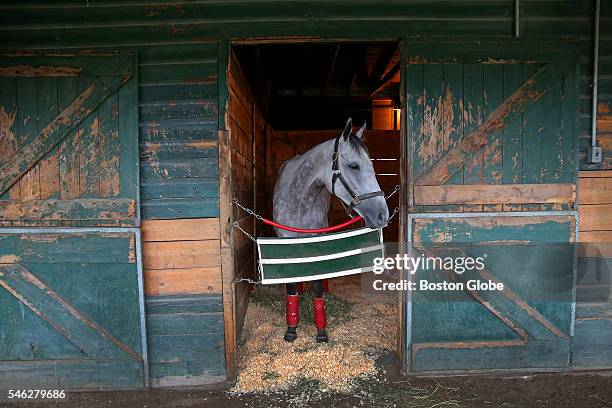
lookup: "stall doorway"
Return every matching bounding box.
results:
[220,41,405,383]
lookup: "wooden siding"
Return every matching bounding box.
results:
[145,294,226,387]
[226,50,267,354]
[142,218,222,296]
[141,218,224,386]
[0,1,609,171]
[139,43,219,220]
[574,170,612,369]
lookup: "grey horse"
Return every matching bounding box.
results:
[272,118,389,342]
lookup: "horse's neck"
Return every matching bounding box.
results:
[278,141,333,226]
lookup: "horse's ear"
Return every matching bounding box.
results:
[355,121,366,140]
[341,117,352,140]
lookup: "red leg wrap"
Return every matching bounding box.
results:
[296,282,304,295]
[313,297,327,330]
[286,294,299,327]
[322,279,329,293]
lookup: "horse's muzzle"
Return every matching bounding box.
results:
[357,197,389,229]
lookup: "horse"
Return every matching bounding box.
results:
[272,117,389,343]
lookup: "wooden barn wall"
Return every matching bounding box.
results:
[0,1,610,171]
[574,170,612,369]
[226,51,267,342]
[0,0,610,384]
[139,43,225,386]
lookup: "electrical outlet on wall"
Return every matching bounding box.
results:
[588,146,603,163]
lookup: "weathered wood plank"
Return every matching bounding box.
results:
[578,176,612,205]
[37,77,60,200]
[0,54,133,77]
[579,170,612,178]
[572,319,612,369]
[412,340,570,371]
[58,76,80,200]
[218,128,237,383]
[0,74,127,196]
[149,358,225,387]
[144,267,222,295]
[147,312,224,336]
[0,198,136,223]
[77,76,102,199]
[145,294,223,315]
[141,218,220,242]
[0,233,135,264]
[414,183,575,206]
[0,77,20,201]
[148,332,223,363]
[142,240,220,270]
[17,77,40,202]
[579,204,612,232]
[0,359,143,390]
[98,89,120,197]
[416,64,554,186]
[140,198,219,219]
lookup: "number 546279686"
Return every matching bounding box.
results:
[7,390,66,399]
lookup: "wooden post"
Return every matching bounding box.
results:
[218,129,237,384]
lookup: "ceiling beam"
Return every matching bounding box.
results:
[369,44,398,88]
[322,44,340,97]
[371,61,400,97]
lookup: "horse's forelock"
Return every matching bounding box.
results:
[347,133,369,156]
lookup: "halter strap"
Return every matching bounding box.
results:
[331,135,384,217]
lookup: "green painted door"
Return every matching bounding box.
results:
[0,52,144,389]
[405,55,579,372]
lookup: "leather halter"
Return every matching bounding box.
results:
[331,134,384,218]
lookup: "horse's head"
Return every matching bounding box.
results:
[326,118,389,229]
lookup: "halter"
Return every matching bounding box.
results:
[331,134,384,217]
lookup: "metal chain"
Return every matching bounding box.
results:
[386,185,400,201]
[232,221,256,242]
[232,198,263,220]
[234,277,260,284]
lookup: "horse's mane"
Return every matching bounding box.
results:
[347,132,369,156]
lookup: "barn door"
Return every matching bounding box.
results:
[405,58,578,372]
[0,53,144,388]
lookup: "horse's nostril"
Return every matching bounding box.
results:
[377,212,385,222]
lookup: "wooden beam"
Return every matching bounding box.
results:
[0,75,127,196]
[345,45,366,97]
[322,44,340,97]
[415,64,554,186]
[369,44,398,89]
[0,198,136,222]
[218,129,238,384]
[414,183,576,206]
[371,61,400,96]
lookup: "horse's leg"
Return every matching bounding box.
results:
[284,283,299,342]
[312,280,329,343]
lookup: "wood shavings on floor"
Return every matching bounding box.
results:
[231,282,397,394]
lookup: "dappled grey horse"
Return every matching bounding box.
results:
[273,118,389,342]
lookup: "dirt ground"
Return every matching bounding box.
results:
[2,280,612,408]
[2,372,612,408]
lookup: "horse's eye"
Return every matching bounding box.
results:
[348,163,360,171]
